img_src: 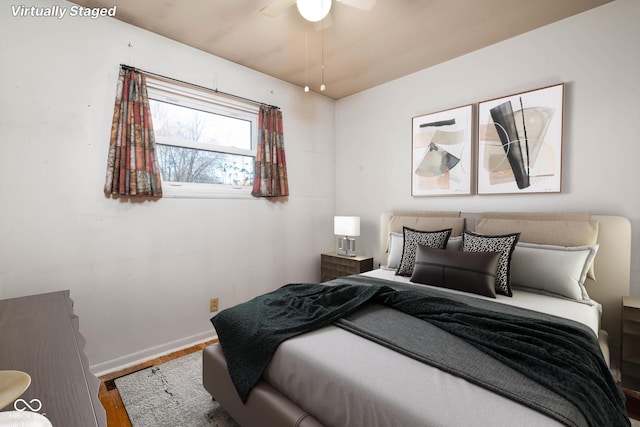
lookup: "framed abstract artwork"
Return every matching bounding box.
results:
[477,83,564,195]
[411,104,474,196]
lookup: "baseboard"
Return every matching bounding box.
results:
[91,331,217,377]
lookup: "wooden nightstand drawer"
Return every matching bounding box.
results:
[622,297,640,390]
[321,252,374,282]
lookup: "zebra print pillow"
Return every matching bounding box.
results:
[462,230,520,297]
[396,227,452,276]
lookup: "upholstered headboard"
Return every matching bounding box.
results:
[379,211,631,364]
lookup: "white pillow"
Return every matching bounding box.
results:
[509,242,599,300]
[386,232,404,268]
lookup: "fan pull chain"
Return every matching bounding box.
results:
[304,30,310,92]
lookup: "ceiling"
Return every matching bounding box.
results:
[70,0,612,99]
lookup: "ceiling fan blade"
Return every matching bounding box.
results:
[337,0,376,11]
[313,12,333,31]
[259,0,296,17]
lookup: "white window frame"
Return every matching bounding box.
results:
[146,77,259,199]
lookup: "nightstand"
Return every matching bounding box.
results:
[321,252,374,282]
[622,297,640,390]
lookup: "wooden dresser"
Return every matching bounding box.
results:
[0,290,107,426]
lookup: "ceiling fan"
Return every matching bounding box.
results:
[260,0,376,29]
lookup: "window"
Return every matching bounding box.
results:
[146,77,259,198]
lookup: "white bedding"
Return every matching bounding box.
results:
[366,268,602,335]
[263,269,603,427]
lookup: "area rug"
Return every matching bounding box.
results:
[115,350,240,427]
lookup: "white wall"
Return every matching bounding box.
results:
[2,0,638,374]
[0,0,335,373]
[335,0,640,295]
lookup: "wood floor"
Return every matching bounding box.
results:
[627,389,640,421]
[97,339,217,427]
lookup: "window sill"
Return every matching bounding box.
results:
[161,183,256,199]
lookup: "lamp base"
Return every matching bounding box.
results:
[337,236,356,257]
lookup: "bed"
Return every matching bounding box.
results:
[203,211,632,427]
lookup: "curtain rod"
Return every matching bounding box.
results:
[120,64,279,110]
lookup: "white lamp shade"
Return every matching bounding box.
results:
[334,216,360,236]
[297,0,332,22]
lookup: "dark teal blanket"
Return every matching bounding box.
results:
[211,282,628,427]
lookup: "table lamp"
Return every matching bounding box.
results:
[334,216,360,257]
[0,370,53,426]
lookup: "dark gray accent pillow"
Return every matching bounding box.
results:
[396,227,452,276]
[411,245,501,298]
[462,230,520,297]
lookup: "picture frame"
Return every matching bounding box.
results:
[477,83,564,195]
[411,104,474,196]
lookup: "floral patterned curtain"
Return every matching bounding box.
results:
[252,106,289,198]
[104,66,162,197]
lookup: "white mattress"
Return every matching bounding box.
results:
[263,269,603,427]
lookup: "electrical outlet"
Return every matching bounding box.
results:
[209,297,219,313]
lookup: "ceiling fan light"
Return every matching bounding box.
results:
[296,0,332,22]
